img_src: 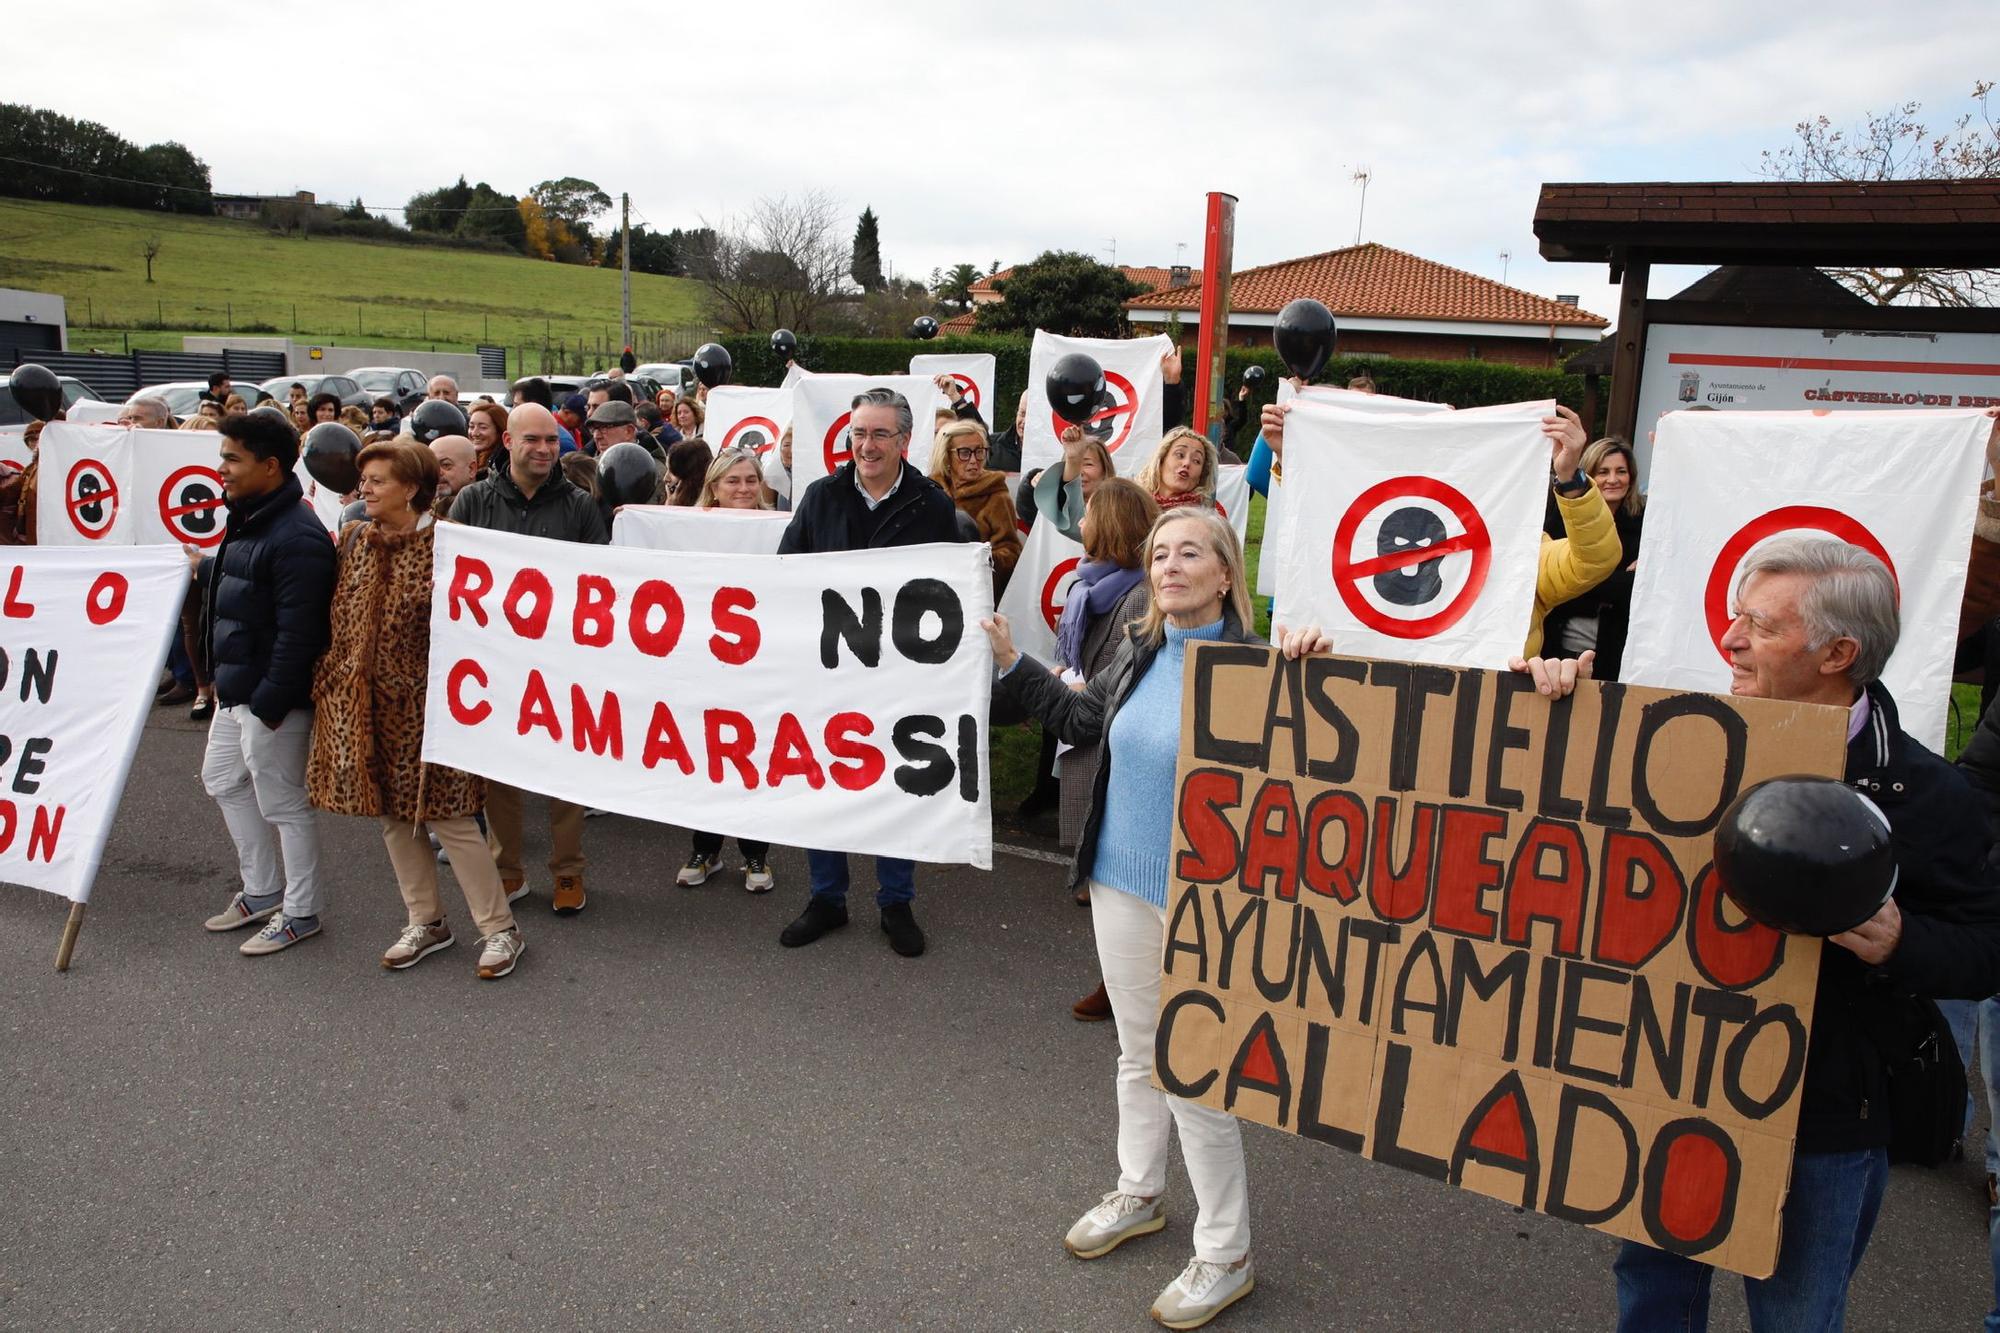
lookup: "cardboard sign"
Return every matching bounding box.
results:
[1622,408,1989,752]
[1155,644,1846,1277]
[1022,331,1172,478]
[423,525,995,868]
[0,546,187,902]
[1273,401,1553,666]
[611,505,791,556]
[789,374,945,493]
[1258,383,1452,599]
[704,385,792,456]
[910,352,998,427]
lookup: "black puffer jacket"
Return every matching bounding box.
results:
[997,605,1261,893]
[447,465,608,544]
[777,459,960,554]
[1797,683,2000,1152]
[205,474,336,726]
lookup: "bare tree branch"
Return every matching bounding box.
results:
[690,191,855,334]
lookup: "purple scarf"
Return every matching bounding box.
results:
[1055,559,1144,672]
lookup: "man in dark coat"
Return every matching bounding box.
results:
[1607,535,2000,1331]
[448,404,608,915]
[775,386,960,957]
[197,406,337,955]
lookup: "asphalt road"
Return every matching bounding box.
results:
[3,709,1995,1332]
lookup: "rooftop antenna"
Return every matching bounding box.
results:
[1105,237,1117,265]
[1175,240,1188,265]
[1499,250,1511,284]
[1351,166,1371,244]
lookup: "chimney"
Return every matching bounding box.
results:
[1169,264,1192,288]
[1554,294,1579,306]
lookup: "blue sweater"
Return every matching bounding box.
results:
[1090,618,1227,908]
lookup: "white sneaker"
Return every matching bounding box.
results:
[1064,1191,1165,1259]
[1149,1256,1253,1330]
[476,927,526,980]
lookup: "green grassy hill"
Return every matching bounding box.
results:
[0,199,709,372]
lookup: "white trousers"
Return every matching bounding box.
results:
[200,704,324,920]
[1092,880,1250,1263]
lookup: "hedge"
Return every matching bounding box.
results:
[718,333,1583,425]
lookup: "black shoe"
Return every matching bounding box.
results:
[189,695,215,723]
[880,903,926,957]
[156,683,197,707]
[779,896,848,948]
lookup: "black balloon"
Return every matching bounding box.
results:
[1046,353,1106,427]
[8,363,62,421]
[408,398,467,445]
[1242,365,1268,386]
[692,343,733,389]
[303,421,363,493]
[1712,776,1897,936]
[770,328,799,362]
[596,441,660,510]
[1273,298,1338,381]
[911,316,939,340]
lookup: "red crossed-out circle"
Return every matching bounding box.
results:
[1048,370,1141,454]
[1041,556,1082,632]
[65,458,120,539]
[949,373,981,412]
[1703,506,1899,659]
[723,415,782,456]
[822,410,855,472]
[159,464,228,547]
[1331,476,1492,639]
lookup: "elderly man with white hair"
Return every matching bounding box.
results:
[117,395,174,429]
[425,374,459,404]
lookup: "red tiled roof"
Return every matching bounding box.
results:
[1125,242,1606,327]
[939,311,978,334]
[970,265,1200,298]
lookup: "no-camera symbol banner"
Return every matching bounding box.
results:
[788,374,945,495]
[704,385,793,457]
[1273,401,1553,668]
[910,353,997,426]
[1623,408,1990,752]
[1022,331,1172,479]
[36,423,233,548]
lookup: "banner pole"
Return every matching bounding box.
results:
[1191,191,1238,438]
[55,902,86,972]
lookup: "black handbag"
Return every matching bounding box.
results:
[1870,994,1969,1168]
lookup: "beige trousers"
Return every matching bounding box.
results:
[381,816,514,938]
[483,783,586,881]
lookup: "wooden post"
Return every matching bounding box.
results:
[55,902,86,972]
[1605,254,1650,445]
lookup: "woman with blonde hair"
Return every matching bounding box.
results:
[982,505,1260,1329]
[677,444,781,893]
[927,418,1021,593]
[1133,425,1219,513]
[1541,436,1646,679]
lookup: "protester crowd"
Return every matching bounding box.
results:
[10,339,2000,1331]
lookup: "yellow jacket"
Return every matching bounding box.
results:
[1525,485,1621,657]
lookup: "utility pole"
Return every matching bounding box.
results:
[1351,167,1372,245]
[620,192,632,352]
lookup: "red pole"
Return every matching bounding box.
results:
[1192,191,1238,436]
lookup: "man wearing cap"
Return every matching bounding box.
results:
[586,399,667,468]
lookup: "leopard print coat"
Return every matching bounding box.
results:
[306,518,484,821]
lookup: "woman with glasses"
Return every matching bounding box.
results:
[676,445,782,893]
[927,419,1021,595]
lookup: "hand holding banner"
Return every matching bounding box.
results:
[424,525,995,868]
[910,353,997,427]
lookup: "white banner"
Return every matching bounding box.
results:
[703,385,792,457]
[1258,382,1453,599]
[297,463,347,533]
[36,422,340,543]
[995,518,1085,665]
[1215,463,1250,548]
[789,374,945,494]
[0,426,30,474]
[1633,324,2000,485]
[1622,408,1989,752]
[1023,331,1172,479]
[0,546,186,903]
[424,525,995,867]
[1274,400,1554,667]
[910,353,998,428]
[612,505,791,555]
[65,399,125,426]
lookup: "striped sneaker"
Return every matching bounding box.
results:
[240,914,321,956]
[203,892,280,933]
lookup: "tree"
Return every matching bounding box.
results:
[140,234,161,282]
[1760,79,1998,305]
[692,191,853,333]
[454,181,527,251]
[0,104,211,213]
[974,250,1144,336]
[826,278,936,337]
[406,176,474,233]
[934,262,982,310]
[530,177,612,245]
[851,206,884,291]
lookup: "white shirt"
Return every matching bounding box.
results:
[854,468,903,512]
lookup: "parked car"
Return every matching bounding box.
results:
[634,362,698,397]
[511,375,593,403]
[128,380,273,420]
[347,366,431,412]
[0,372,105,426]
[258,373,370,410]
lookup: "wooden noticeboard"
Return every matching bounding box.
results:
[1154,645,1849,1277]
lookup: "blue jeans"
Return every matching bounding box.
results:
[1613,1147,1888,1332]
[1941,996,2000,1331]
[805,849,913,908]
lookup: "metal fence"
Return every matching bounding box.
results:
[7,348,286,401]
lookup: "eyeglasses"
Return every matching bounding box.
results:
[848,428,904,445]
[950,447,988,461]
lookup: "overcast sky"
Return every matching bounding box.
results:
[11,2,1994,323]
